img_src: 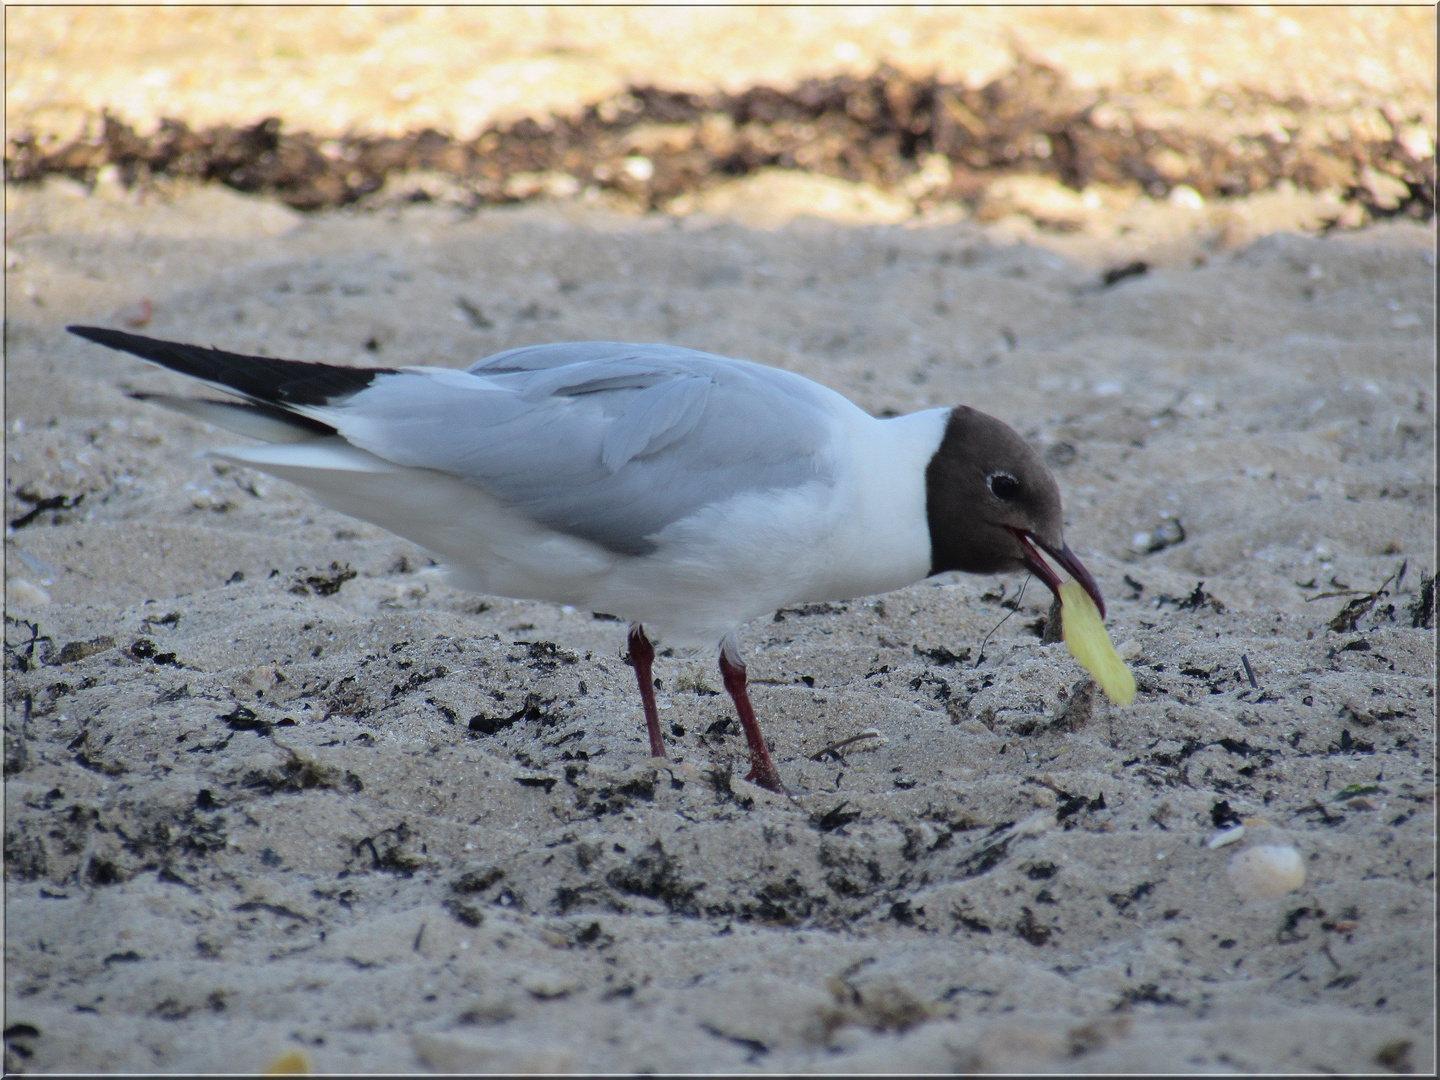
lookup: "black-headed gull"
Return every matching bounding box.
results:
[69,326,1105,792]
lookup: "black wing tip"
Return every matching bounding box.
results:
[69,324,398,407]
[67,324,226,371]
[68,324,174,353]
[67,324,115,343]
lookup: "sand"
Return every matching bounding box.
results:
[4,8,1437,1075]
[4,173,1435,1074]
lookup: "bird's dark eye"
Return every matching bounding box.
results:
[988,471,1021,500]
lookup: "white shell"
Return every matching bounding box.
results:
[1226,844,1306,900]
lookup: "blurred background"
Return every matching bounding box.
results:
[5,6,1437,248]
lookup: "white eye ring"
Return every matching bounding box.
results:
[987,471,1020,499]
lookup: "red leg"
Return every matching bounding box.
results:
[718,637,783,793]
[627,624,666,759]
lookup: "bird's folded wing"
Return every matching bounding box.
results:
[317,344,843,556]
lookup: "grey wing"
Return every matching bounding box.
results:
[323,343,844,555]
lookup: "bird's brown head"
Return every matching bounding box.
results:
[925,405,1105,616]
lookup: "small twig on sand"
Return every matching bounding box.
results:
[809,729,883,761]
[975,575,1029,667]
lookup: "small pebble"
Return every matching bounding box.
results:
[5,578,51,607]
[1207,824,1246,849]
[1226,844,1306,901]
[1116,639,1142,661]
[245,666,282,692]
[521,972,578,999]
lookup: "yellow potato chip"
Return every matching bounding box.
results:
[1059,580,1136,706]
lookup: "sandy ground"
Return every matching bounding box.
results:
[4,7,1438,1075]
[3,173,1435,1074]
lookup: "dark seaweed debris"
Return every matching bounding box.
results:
[813,802,863,834]
[289,562,358,597]
[468,692,556,736]
[1327,562,1408,633]
[604,840,704,915]
[8,490,85,530]
[6,62,1432,223]
[1408,571,1435,629]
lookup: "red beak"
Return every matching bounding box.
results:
[1010,528,1107,620]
